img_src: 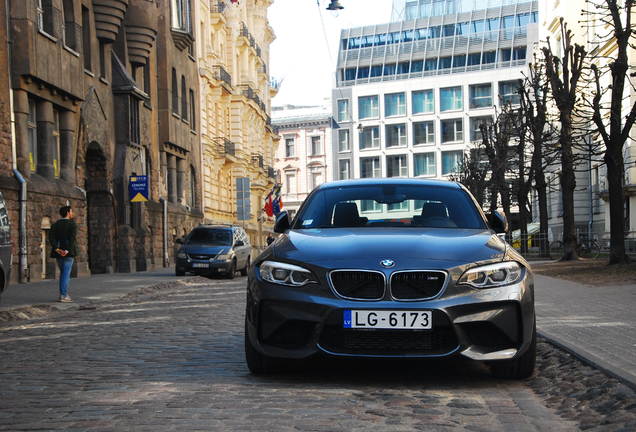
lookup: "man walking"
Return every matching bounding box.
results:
[49,206,77,302]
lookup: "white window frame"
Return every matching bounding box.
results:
[359,126,380,150]
[358,95,379,120]
[441,118,463,143]
[386,154,408,178]
[360,156,381,178]
[338,159,350,180]
[338,129,350,152]
[413,121,435,146]
[414,152,436,177]
[337,99,350,122]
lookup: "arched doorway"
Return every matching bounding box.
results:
[85,142,115,273]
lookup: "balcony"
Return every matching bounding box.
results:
[267,166,276,179]
[252,153,264,168]
[240,22,263,59]
[240,85,267,113]
[213,65,232,90]
[216,137,235,157]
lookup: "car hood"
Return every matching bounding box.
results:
[272,228,506,269]
[181,245,230,255]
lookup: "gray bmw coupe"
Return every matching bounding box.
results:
[245,179,535,379]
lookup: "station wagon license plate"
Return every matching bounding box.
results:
[192,263,209,268]
[344,310,432,329]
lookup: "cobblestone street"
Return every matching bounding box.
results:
[0,278,587,431]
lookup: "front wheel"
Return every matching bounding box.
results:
[240,256,251,276]
[490,322,536,379]
[245,317,278,374]
[226,260,236,279]
[175,269,185,276]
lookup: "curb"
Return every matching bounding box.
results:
[538,329,636,391]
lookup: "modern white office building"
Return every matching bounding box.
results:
[331,0,539,192]
[272,105,334,219]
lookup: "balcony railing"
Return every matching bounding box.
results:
[213,65,232,87]
[252,153,264,168]
[217,137,235,156]
[240,85,266,113]
[240,22,263,59]
[267,166,276,179]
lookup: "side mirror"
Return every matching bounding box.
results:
[175,238,184,244]
[274,211,290,233]
[235,240,244,247]
[487,211,508,234]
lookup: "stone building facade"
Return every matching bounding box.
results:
[198,0,278,250]
[0,0,202,283]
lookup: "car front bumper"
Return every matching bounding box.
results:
[176,258,233,274]
[245,267,535,362]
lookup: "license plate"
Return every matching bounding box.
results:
[344,310,432,329]
[192,263,209,268]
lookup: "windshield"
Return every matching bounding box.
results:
[187,228,232,245]
[292,184,486,230]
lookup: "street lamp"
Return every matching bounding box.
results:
[326,0,344,11]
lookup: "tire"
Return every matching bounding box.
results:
[227,260,236,279]
[244,316,276,374]
[240,256,251,276]
[175,269,185,276]
[490,322,536,379]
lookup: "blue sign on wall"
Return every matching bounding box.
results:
[129,175,149,202]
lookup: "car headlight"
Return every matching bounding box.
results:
[258,260,317,286]
[458,261,523,288]
[177,251,187,259]
[216,254,231,261]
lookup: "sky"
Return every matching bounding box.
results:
[268,0,395,108]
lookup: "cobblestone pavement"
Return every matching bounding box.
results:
[0,278,580,431]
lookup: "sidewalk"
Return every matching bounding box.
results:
[0,268,181,311]
[534,274,636,388]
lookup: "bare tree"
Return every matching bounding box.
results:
[449,144,489,208]
[586,0,636,264]
[542,20,588,260]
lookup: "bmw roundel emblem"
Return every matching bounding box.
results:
[380,259,395,268]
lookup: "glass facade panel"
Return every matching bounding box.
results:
[499,80,521,105]
[441,118,463,143]
[442,150,464,175]
[469,83,492,108]
[413,121,435,145]
[337,99,350,122]
[414,152,436,176]
[359,126,380,150]
[338,129,350,152]
[386,124,407,147]
[385,93,406,117]
[440,86,463,111]
[412,90,434,114]
[360,156,381,178]
[386,154,408,178]
[359,95,379,119]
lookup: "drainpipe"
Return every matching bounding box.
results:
[6,0,28,282]
[160,198,168,267]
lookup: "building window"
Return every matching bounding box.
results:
[386,154,408,177]
[310,136,322,156]
[337,99,350,122]
[189,89,196,129]
[285,173,296,194]
[442,151,463,175]
[440,86,463,111]
[172,68,179,115]
[414,152,436,176]
[338,129,350,152]
[181,76,188,121]
[38,0,55,37]
[385,92,406,117]
[130,97,140,144]
[441,118,463,143]
[171,0,192,33]
[189,165,196,208]
[413,121,435,145]
[338,159,350,180]
[470,116,492,142]
[309,171,323,190]
[469,83,492,109]
[62,0,77,50]
[358,95,379,119]
[53,110,61,178]
[144,62,152,100]
[99,42,107,79]
[27,98,37,172]
[499,80,521,105]
[386,123,407,147]
[360,156,381,178]
[82,6,91,71]
[285,138,295,157]
[412,89,434,114]
[359,126,380,150]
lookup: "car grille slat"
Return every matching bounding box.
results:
[391,271,446,300]
[330,271,385,300]
[189,254,213,260]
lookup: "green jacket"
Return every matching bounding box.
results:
[49,219,78,258]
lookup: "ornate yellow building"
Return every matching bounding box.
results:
[198,0,279,249]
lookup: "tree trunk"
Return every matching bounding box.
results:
[605,147,629,264]
[559,115,579,260]
[535,174,551,258]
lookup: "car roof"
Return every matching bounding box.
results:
[315,178,463,191]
